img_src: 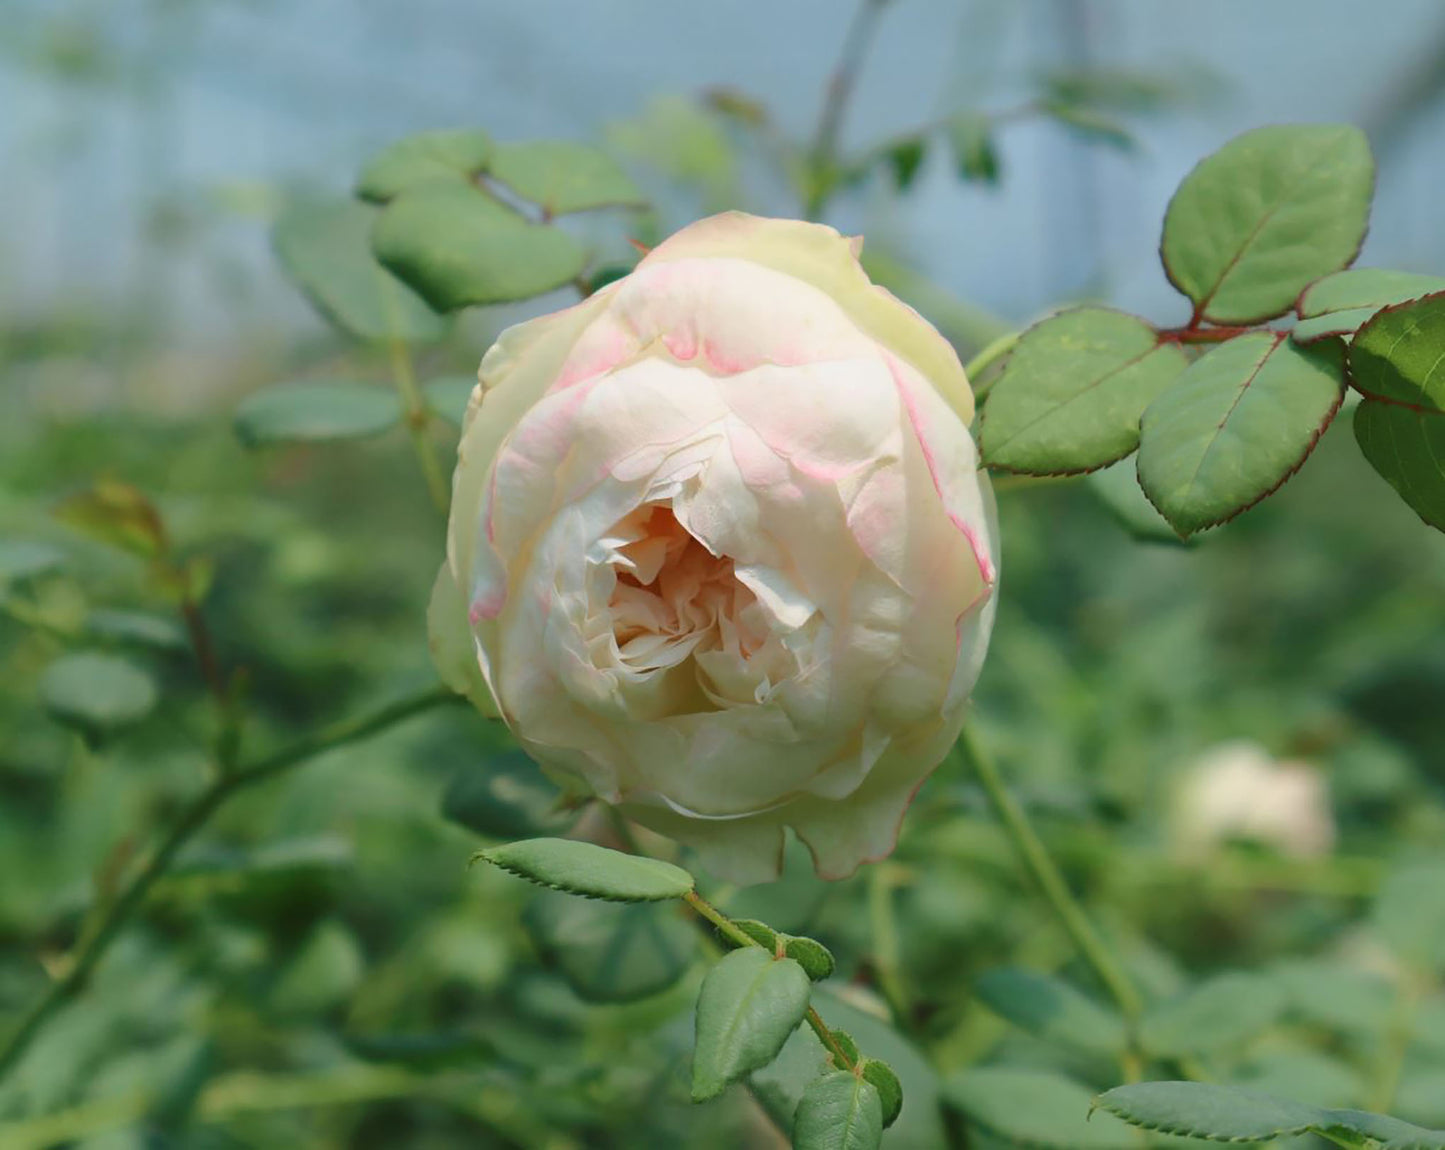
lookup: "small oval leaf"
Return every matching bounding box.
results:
[860,1059,902,1129]
[472,837,694,902]
[980,308,1187,475]
[356,128,493,203]
[1295,268,1445,343]
[234,382,402,447]
[42,651,158,735]
[793,1071,883,1150]
[373,184,588,310]
[691,948,812,1101]
[1162,124,1374,324]
[1138,333,1345,534]
[488,140,646,215]
[783,935,836,983]
[86,609,188,651]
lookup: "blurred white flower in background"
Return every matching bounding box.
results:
[1172,740,1336,861]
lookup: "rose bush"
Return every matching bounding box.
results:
[430,212,998,883]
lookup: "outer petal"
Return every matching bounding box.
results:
[426,564,499,717]
[643,211,976,423]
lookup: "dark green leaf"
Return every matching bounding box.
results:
[524,890,696,1003]
[948,113,1000,184]
[0,539,65,585]
[1161,124,1374,323]
[1354,400,1445,532]
[981,307,1187,474]
[487,140,646,214]
[724,919,779,951]
[973,966,1128,1056]
[441,753,576,840]
[860,1059,902,1129]
[272,199,447,342]
[41,651,158,734]
[472,837,694,902]
[793,1071,883,1150]
[269,920,365,1016]
[85,609,187,651]
[1294,268,1445,343]
[1095,1081,1323,1143]
[691,948,812,1101]
[234,382,402,447]
[373,184,587,310]
[1085,457,1191,544]
[1040,101,1135,150]
[784,935,836,982]
[1139,971,1285,1057]
[1137,334,1345,534]
[1349,291,1445,410]
[356,128,493,202]
[943,1067,1137,1149]
[885,137,927,190]
[422,375,477,429]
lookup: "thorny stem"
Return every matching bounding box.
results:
[0,684,463,1084]
[387,336,450,514]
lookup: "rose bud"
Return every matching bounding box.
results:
[430,212,998,883]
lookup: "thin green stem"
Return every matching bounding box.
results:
[0,684,462,1084]
[957,725,1144,1021]
[964,330,1020,400]
[387,336,450,514]
[1369,977,1418,1113]
[867,865,912,1029]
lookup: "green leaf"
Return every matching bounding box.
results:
[1349,291,1445,410]
[981,307,1187,474]
[1137,334,1345,534]
[885,136,927,190]
[1095,1081,1323,1143]
[1139,971,1285,1057]
[1161,124,1374,324]
[942,1067,1137,1149]
[1040,100,1135,150]
[472,836,694,902]
[41,651,158,735]
[691,947,812,1101]
[85,609,187,651]
[973,966,1128,1057]
[948,112,1001,184]
[234,382,402,447]
[523,890,696,1003]
[55,481,167,559]
[0,539,65,585]
[422,375,477,429]
[440,752,576,841]
[487,140,646,214]
[272,199,447,342]
[793,1071,883,1150]
[1294,268,1445,343]
[784,936,836,983]
[860,1059,902,1129]
[1354,400,1445,532]
[269,920,365,1016]
[724,919,779,951]
[1373,859,1445,971]
[373,184,588,310]
[1271,958,1394,1037]
[1322,1111,1445,1150]
[356,128,493,203]
[1086,456,1191,545]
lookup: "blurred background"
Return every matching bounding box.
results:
[3,1,1445,1147]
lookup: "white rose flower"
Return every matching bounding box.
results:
[430,212,999,883]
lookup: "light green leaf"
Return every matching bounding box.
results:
[441,752,575,841]
[942,1067,1137,1149]
[86,609,187,651]
[234,382,402,447]
[860,1059,902,1129]
[269,920,365,1016]
[523,890,696,1004]
[1294,268,1445,343]
[54,481,167,559]
[41,651,158,734]
[973,966,1128,1057]
[1086,456,1191,544]
[1041,100,1135,150]
[1349,291,1445,411]
[0,540,65,585]
[1373,859,1445,971]
[356,128,492,202]
[1354,400,1445,531]
[692,947,812,1101]
[1139,971,1285,1057]
[1161,124,1374,323]
[981,308,1187,474]
[488,140,646,215]
[1137,333,1345,534]
[472,837,694,902]
[1271,958,1394,1037]
[272,199,447,342]
[1095,1081,1323,1143]
[422,375,477,428]
[948,112,1001,184]
[373,184,587,310]
[793,1071,883,1150]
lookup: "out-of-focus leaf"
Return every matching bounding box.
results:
[234,382,402,447]
[441,752,576,840]
[85,608,187,651]
[942,1067,1136,1149]
[973,966,1128,1056]
[269,920,365,1016]
[1086,456,1190,544]
[272,199,447,342]
[1161,125,1374,323]
[55,481,167,559]
[487,140,646,215]
[373,184,587,310]
[473,837,694,902]
[692,948,811,1101]
[1040,101,1135,150]
[1041,67,1183,112]
[1374,858,1445,971]
[793,1071,883,1150]
[0,540,65,585]
[947,112,1000,184]
[421,375,477,429]
[356,128,493,202]
[41,651,158,735]
[885,136,927,190]
[1137,334,1345,534]
[1139,971,1285,1057]
[981,307,1186,474]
